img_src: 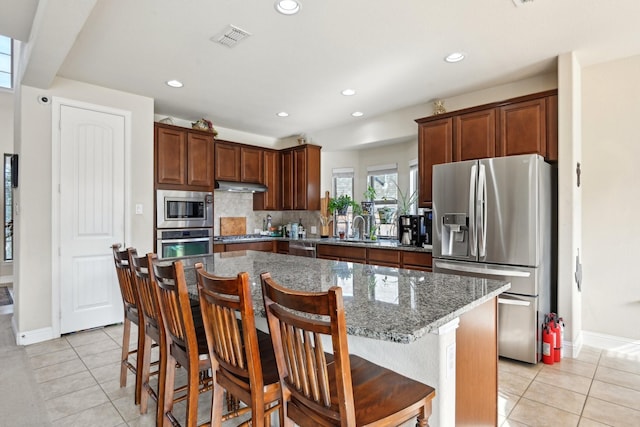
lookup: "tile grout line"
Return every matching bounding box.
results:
[44,332,129,425]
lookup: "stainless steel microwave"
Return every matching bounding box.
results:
[156,190,213,229]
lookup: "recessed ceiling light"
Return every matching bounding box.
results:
[351,111,364,117]
[166,79,183,88]
[341,89,356,96]
[277,112,289,117]
[444,52,465,63]
[275,0,300,15]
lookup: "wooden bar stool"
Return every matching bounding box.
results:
[153,259,213,427]
[129,252,164,425]
[195,264,282,427]
[111,243,144,405]
[260,272,436,427]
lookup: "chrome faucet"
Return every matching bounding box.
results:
[352,215,365,240]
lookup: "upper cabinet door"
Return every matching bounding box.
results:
[156,126,187,186]
[215,141,241,182]
[187,132,214,187]
[240,146,264,184]
[253,149,280,210]
[498,98,546,157]
[281,150,294,210]
[418,118,453,208]
[454,109,496,161]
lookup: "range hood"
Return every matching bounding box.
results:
[215,180,268,193]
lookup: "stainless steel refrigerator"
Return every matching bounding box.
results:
[432,154,552,364]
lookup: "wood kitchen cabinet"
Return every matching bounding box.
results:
[498,98,546,157]
[417,117,453,208]
[215,140,264,184]
[223,240,275,253]
[240,146,263,183]
[367,248,401,268]
[214,141,241,182]
[401,251,432,272]
[415,90,558,207]
[454,108,496,161]
[155,123,214,190]
[456,297,498,426]
[317,244,367,263]
[253,149,280,210]
[281,144,321,211]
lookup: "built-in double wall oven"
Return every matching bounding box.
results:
[156,190,214,258]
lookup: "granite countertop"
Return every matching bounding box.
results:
[164,251,509,344]
[216,235,433,253]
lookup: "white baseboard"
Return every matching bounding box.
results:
[12,318,56,346]
[582,330,640,353]
[563,330,583,359]
[0,275,13,284]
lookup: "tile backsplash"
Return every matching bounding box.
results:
[214,191,322,236]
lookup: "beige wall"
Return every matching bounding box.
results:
[581,55,640,340]
[0,91,14,278]
[14,77,153,339]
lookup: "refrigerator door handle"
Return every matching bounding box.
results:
[434,260,531,277]
[469,164,477,256]
[498,297,531,307]
[478,164,487,257]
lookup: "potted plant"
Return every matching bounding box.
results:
[361,185,376,215]
[328,194,356,215]
[394,181,418,216]
[377,206,394,224]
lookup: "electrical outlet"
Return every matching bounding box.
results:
[135,204,143,215]
[310,226,317,234]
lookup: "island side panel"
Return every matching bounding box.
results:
[456,297,498,426]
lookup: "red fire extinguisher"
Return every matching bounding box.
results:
[551,316,561,362]
[558,317,565,359]
[542,323,555,365]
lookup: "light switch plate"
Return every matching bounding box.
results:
[135,204,143,215]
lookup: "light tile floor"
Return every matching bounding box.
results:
[499,346,640,426]
[3,296,640,426]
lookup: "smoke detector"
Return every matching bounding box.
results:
[512,0,535,6]
[212,25,252,48]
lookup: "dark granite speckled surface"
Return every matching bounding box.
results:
[161,251,509,344]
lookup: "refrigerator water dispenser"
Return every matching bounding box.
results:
[441,213,469,257]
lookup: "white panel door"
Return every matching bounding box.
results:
[59,105,125,334]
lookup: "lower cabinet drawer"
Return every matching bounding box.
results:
[225,241,274,252]
[367,248,401,267]
[317,244,366,262]
[402,251,433,270]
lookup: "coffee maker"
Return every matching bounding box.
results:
[398,215,426,247]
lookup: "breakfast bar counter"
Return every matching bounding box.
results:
[165,250,511,426]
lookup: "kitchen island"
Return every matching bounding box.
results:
[169,250,510,426]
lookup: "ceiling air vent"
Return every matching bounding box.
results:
[512,0,534,6]
[212,25,252,48]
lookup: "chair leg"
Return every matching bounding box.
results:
[139,333,152,414]
[210,378,224,427]
[185,364,200,427]
[162,353,177,427]
[120,318,131,388]
[156,337,167,427]
[134,321,144,405]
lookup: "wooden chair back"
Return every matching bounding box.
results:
[130,252,162,335]
[152,260,198,361]
[112,243,139,312]
[195,265,262,391]
[260,272,355,425]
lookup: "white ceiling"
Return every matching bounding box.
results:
[5,0,640,147]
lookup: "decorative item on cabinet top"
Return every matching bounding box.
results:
[433,100,446,115]
[191,118,218,136]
